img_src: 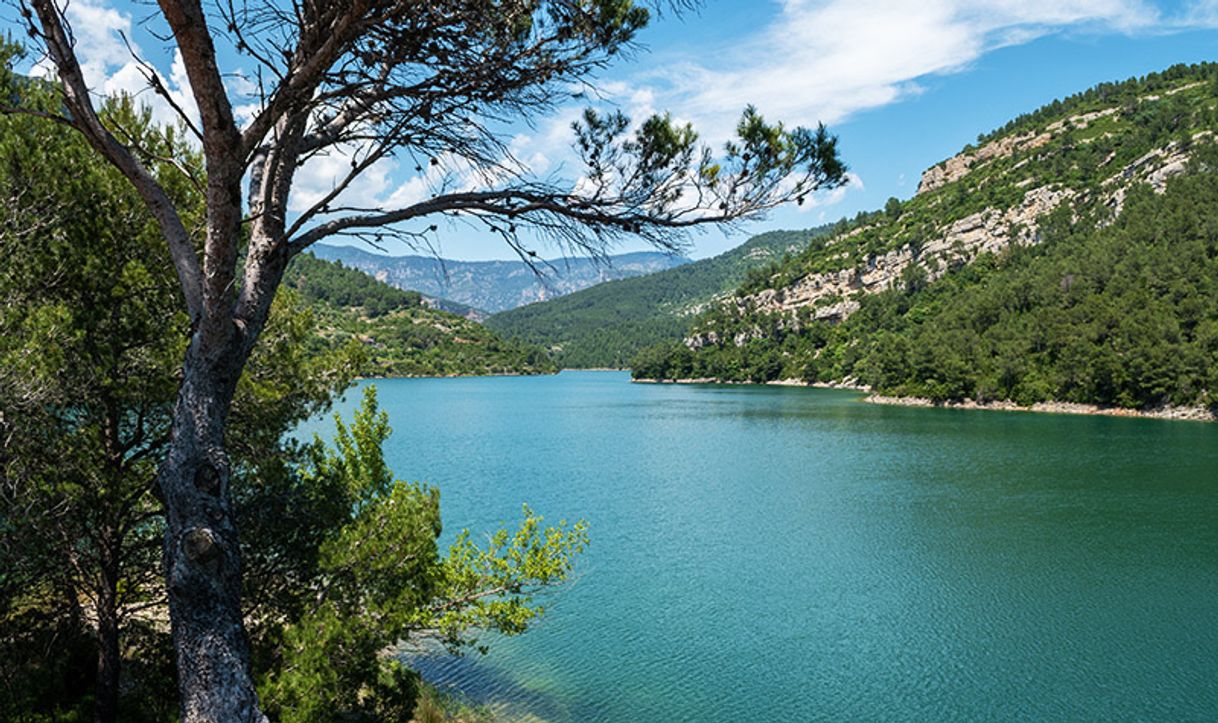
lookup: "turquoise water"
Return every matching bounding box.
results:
[300,371,1218,721]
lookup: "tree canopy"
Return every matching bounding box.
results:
[0,43,586,721]
[9,1,843,717]
[633,64,1218,413]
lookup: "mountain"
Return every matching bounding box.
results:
[485,228,830,368]
[309,243,689,314]
[633,63,1218,415]
[286,253,556,377]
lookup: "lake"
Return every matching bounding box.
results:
[299,370,1218,721]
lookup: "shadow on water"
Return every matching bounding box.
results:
[403,650,574,722]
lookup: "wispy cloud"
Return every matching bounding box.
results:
[503,0,1202,213]
[503,0,1218,214]
[631,0,1172,143]
[22,0,1218,224]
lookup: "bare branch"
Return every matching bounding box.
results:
[286,105,844,257]
[117,29,204,143]
[0,104,74,127]
[155,0,240,149]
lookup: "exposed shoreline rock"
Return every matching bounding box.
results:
[864,394,1217,423]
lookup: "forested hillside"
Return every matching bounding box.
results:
[311,243,689,313]
[634,63,1218,413]
[486,229,827,367]
[287,253,556,377]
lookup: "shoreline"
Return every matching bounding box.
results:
[357,369,559,381]
[631,377,1216,423]
[563,366,629,372]
[632,377,869,391]
[864,394,1218,423]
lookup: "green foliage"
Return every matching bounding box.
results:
[0,53,196,720]
[290,253,558,377]
[572,99,844,235]
[634,64,1218,412]
[832,161,1218,408]
[721,63,1218,305]
[411,683,493,723]
[976,62,1218,145]
[0,48,571,720]
[257,388,588,722]
[487,228,830,367]
[637,149,1218,410]
[288,252,423,316]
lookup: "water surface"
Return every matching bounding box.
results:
[300,371,1218,721]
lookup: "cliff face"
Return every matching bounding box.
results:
[916,129,1054,195]
[731,184,1074,323]
[685,79,1213,350]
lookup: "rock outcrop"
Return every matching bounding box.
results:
[916,131,1052,195]
[694,183,1074,345]
[690,127,1206,351]
[915,108,1125,195]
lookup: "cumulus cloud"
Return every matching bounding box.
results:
[28,0,201,131]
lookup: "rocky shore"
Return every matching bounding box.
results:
[864,394,1218,423]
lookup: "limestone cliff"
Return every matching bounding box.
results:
[686,80,1212,350]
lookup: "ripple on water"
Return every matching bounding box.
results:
[295,373,1218,722]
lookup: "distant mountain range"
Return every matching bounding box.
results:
[486,228,830,368]
[309,243,689,314]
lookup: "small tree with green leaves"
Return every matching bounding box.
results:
[256,387,588,721]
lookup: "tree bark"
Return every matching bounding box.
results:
[158,333,265,723]
[95,554,121,723]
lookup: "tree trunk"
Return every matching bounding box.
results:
[95,555,121,723]
[159,336,265,722]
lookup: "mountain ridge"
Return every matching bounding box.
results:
[310,243,689,314]
[485,228,831,368]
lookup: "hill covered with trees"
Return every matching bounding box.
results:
[287,253,556,377]
[486,229,828,368]
[634,63,1218,415]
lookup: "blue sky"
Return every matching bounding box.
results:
[7,1,1218,260]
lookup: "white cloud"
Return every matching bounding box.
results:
[29,0,202,132]
[496,0,1189,219]
[632,0,1168,146]
[26,0,1218,233]
[58,0,135,88]
[289,144,399,213]
[797,171,863,213]
[1177,0,1218,25]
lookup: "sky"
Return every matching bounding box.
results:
[6,0,1218,260]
